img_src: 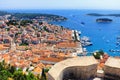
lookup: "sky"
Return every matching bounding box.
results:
[0,0,120,10]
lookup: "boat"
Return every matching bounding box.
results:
[81,36,92,47]
[81,36,90,42]
[82,42,92,47]
[109,49,115,52]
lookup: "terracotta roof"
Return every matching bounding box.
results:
[39,57,64,62]
[56,41,77,48]
[36,63,45,68]
[32,58,39,63]
[33,67,42,75]
[0,44,9,50]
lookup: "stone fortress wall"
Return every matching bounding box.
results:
[48,56,98,80]
[48,56,120,80]
[104,57,120,80]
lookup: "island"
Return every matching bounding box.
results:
[87,13,105,16]
[0,11,67,22]
[96,18,112,23]
[10,13,67,22]
[87,13,120,17]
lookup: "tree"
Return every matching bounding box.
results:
[0,61,40,80]
[0,60,5,70]
[39,22,43,25]
[40,68,47,80]
[98,49,104,55]
[6,20,18,26]
[26,72,38,80]
[43,26,49,32]
[8,66,16,74]
[0,70,12,80]
[13,71,27,80]
[44,68,50,73]
[93,52,101,59]
[20,20,33,26]
[93,50,105,59]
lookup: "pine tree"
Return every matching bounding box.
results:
[40,68,46,80]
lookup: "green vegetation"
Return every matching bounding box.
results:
[0,10,67,21]
[15,32,22,37]
[40,68,47,80]
[93,50,104,59]
[39,22,43,25]
[6,20,19,26]
[43,26,49,32]
[13,71,38,80]
[25,47,29,50]
[87,13,120,17]
[11,13,67,20]
[44,68,50,73]
[98,49,104,55]
[19,43,29,46]
[6,28,10,31]
[0,60,39,80]
[19,39,29,46]
[20,20,33,26]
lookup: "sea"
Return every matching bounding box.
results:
[6,9,120,56]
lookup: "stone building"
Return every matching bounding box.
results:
[104,57,120,80]
[48,56,98,80]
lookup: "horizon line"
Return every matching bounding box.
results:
[1,8,120,11]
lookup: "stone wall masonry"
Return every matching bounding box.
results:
[48,57,120,80]
[48,56,98,80]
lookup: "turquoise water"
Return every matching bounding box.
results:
[6,9,120,56]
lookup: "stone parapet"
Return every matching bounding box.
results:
[48,56,98,80]
[104,57,120,80]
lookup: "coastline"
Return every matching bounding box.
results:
[2,9,120,56]
[1,9,120,80]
